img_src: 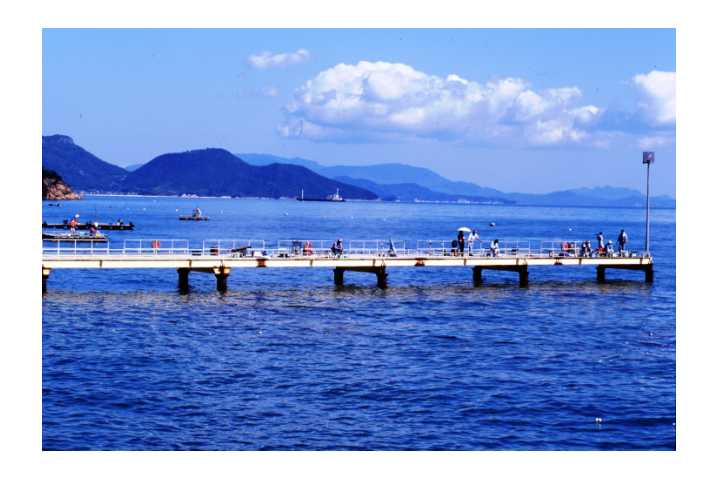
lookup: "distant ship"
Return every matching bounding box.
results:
[297,188,345,202]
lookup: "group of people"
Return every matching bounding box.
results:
[450,229,500,257]
[579,229,629,257]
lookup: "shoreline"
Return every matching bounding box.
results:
[68,193,676,210]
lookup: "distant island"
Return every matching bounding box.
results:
[41,134,675,208]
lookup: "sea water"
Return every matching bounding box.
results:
[42,196,675,450]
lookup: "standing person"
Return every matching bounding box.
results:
[596,232,605,255]
[457,231,465,255]
[617,229,628,256]
[490,239,500,257]
[69,214,79,234]
[467,229,479,255]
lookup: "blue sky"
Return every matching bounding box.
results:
[42,29,676,195]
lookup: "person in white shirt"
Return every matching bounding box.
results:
[467,229,479,255]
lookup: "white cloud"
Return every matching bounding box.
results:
[279,61,601,145]
[633,70,675,126]
[248,49,310,69]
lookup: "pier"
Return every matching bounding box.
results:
[41,238,654,292]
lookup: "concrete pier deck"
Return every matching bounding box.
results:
[41,240,654,292]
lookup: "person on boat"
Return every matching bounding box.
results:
[89,223,98,237]
[192,207,202,218]
[490,239,500,257]
[69,214,79,233]
[617,229,628,256]
[467,229,479,255]
[457,231,465,255]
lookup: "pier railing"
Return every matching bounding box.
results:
[42,238,642,259]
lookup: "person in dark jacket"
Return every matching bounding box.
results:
[617,229,628,256]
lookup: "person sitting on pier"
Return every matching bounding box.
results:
[303,240,313,256]
[617,229,628,256]
[450,239,458,256]
[489,239,500,257]
[330,238,344,257]
[605,240,615,257]
[580,240,591,257]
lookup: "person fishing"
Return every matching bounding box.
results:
[457,230,465,255]
[606,240,615,257]
[331,238,344,257]
[303,240,313,256]
[617,229,628,256]
[595,231,605,256]
[467,229,479,255]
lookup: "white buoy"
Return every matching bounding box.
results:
[595,417,603,424]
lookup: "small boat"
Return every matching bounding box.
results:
[179,208,209,221]
[43,232,108,242]
[297,188,345,202]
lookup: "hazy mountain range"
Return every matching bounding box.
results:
[40,135,675,207]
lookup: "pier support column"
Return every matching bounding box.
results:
[518,266,529,288]
[596,266,606,283]
[334,268,344,287]
[644,264,654,284]
[42,268,51,293]
[375,267,388,289]
[472,267,483,286]
[213,267,231,293]
[333,267,387,288]
[177,268,190,294]
[477,264,528,287]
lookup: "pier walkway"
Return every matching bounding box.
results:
[41,238,654,292]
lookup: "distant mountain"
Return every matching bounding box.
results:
[239,153,504,198]
[335,176,514,204]
[239,153,674,208]
[504,186,675,208]
[42,168,80,200]
[42,135,127,191]
[123,149,378,199]
[125,163,145,172]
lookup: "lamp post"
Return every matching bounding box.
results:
[642,151,655,257]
